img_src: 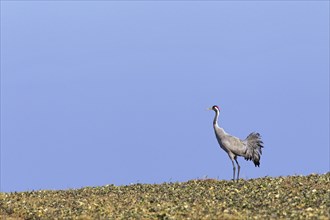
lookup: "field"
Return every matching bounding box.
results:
[1,173,329,219]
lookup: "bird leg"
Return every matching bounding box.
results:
[231,159,236,181]
[234,158,240,182]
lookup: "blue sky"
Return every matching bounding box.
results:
[1,1,329,192]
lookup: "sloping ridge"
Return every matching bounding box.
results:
[1,173,329,219]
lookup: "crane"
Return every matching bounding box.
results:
[208,105,264,181]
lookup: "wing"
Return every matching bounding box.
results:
[221,134,247,157]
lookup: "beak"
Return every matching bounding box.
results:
[207,107,212,111]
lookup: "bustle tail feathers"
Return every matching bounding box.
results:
[244,132,264,167]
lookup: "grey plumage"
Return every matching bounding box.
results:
[208,105,264,181]
[244,132,263,167]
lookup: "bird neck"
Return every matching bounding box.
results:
[213,110,220,126]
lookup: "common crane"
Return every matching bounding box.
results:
[208,105,264,181]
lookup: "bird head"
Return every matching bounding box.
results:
[207,105,220,112]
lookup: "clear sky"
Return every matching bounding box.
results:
[1,1,329,192]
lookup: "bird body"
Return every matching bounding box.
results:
[214,126,246,156]
[208,105,264,181]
